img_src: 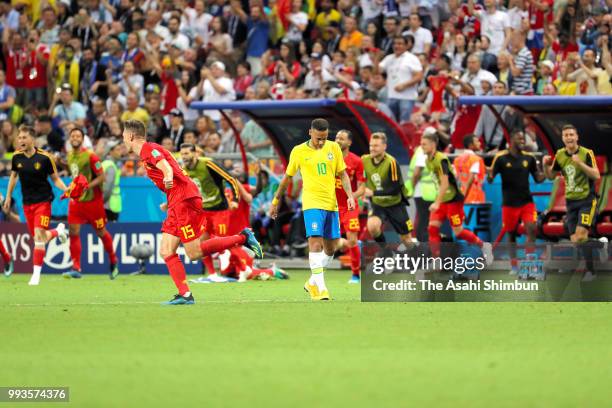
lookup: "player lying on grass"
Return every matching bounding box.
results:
[543,124,607,281]
[3,125,68,285]
[122,119,263,305]
[333,130,365,284]
[420,132,493,264]
[216,247,289,282]
[270,118,355,301]
[65,128,119,280]
[488,130,545,275]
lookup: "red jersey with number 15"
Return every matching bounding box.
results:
[335,151,365,210]
[140,142,200,208]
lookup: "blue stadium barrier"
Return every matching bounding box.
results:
[1,175,554,250]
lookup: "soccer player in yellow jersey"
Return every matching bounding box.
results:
[270,118,355,300]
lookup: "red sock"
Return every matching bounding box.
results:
[164,254,190,295]
[0,241,11,264]
[48,229,58,240]
[33,247,45,267]
[428,225,441,257]
[69,235,82,271]
[511,258,518,268]
[203,256,215,275]
[349,245,360,276]
[456,229,483,246]
[199,235,246,257]
[0,241,10,264]
[101,231,118,264]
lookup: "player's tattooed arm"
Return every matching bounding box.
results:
[339,169,355,211]
[269,175,292,219]
[156,159,174,189]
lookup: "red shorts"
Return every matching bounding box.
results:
[502,202,537,232]
[162,198,206,243]
[429,201,465,227]
[23,201,51,236]
[202,210,230,237]
[68,199,107,229]
[339,206,360,234]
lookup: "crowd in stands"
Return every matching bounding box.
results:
[0,0,611,249]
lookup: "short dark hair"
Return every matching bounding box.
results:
[123,119,147,139]
[180,143,196,151]
[463,134,476,149]
[363,90,378,101]
[311,118,329,131]
[18,125,36,138]
[337,129,352,140]
[371,132,387,143]
[69,128,85,138]
[562,124,577,132]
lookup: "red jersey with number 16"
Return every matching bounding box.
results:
[140,142,200,208]
[335,151,365,210]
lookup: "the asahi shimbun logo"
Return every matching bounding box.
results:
[44,239,73,270]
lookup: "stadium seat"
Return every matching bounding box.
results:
[595,177,612,237]
[540,155,608,240]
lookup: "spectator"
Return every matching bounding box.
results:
[403,13,433,55]
[181,0,213,50]
[325,21,343,55]
[167,108,186,149]
[50,83,87,130]
[378,35,423,123]
[38,7,60,46]
[118,60,144,105]
[163,16,190,52]
[542,82,558,95]
[194,115,216,146]
[339,15,363,52]
[121,32,145,70]
[160,136,175,153]
[474,81,514,152]
[363,90,395,122]
[535,60,554,95]
[263,42,302,86]
[496,50,514,89]
[120,92,150,126]
[218,116,236,153]
[0,70,16,122]
[460,53,497,96]
[444,32,468,72]
[0,120,17,154]
[285,0,309,45]
[479,35,498,75]
[89,98,110,141]
[315,0,342,41]
[203,131,221,154]
[35,115,64,152]
[553,61,578,95]
[381,17,399,55]
[241,119,273,158]
[199,62,236,123]
[206,16,233,68]
[234,62,253,99]
[567,49,606,95]
[469,0,511,54]
[233,3,269,77]
[508,32,535,95]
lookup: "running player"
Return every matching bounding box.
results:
[334,130,365,284]
[180,143,241,281]
[543,124,603,280]
[488,130,545,273]
[65,128,119,279]
[269,118,355,301]
[362,132,415,247]
[420,132,493,262]
[121,119,263,305]
[3,125,68,285]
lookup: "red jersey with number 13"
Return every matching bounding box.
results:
[335,151,364,210]
[140,142,200,208]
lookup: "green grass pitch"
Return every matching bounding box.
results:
[1,270,611,408]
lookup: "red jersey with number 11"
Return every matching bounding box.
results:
[335,151,364,210]
[140,142,200,208]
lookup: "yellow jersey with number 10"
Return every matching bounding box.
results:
[286,140,346,211]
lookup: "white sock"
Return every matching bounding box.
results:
[29,265,41,285]
[308,251,327,290]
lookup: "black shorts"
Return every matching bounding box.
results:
[370,203,413,236]
[105,209,119,222]
[565,196,597,234]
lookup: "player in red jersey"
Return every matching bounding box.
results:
[334,130,365,283]
[3,125,69,285]
[0,238,13,277]
[122,120,263,305]
[65,128,119,280]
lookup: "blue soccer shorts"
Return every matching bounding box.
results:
[303,209,340,239]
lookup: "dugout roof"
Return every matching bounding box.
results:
[458,96,612,157]
[190,99,412,166]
